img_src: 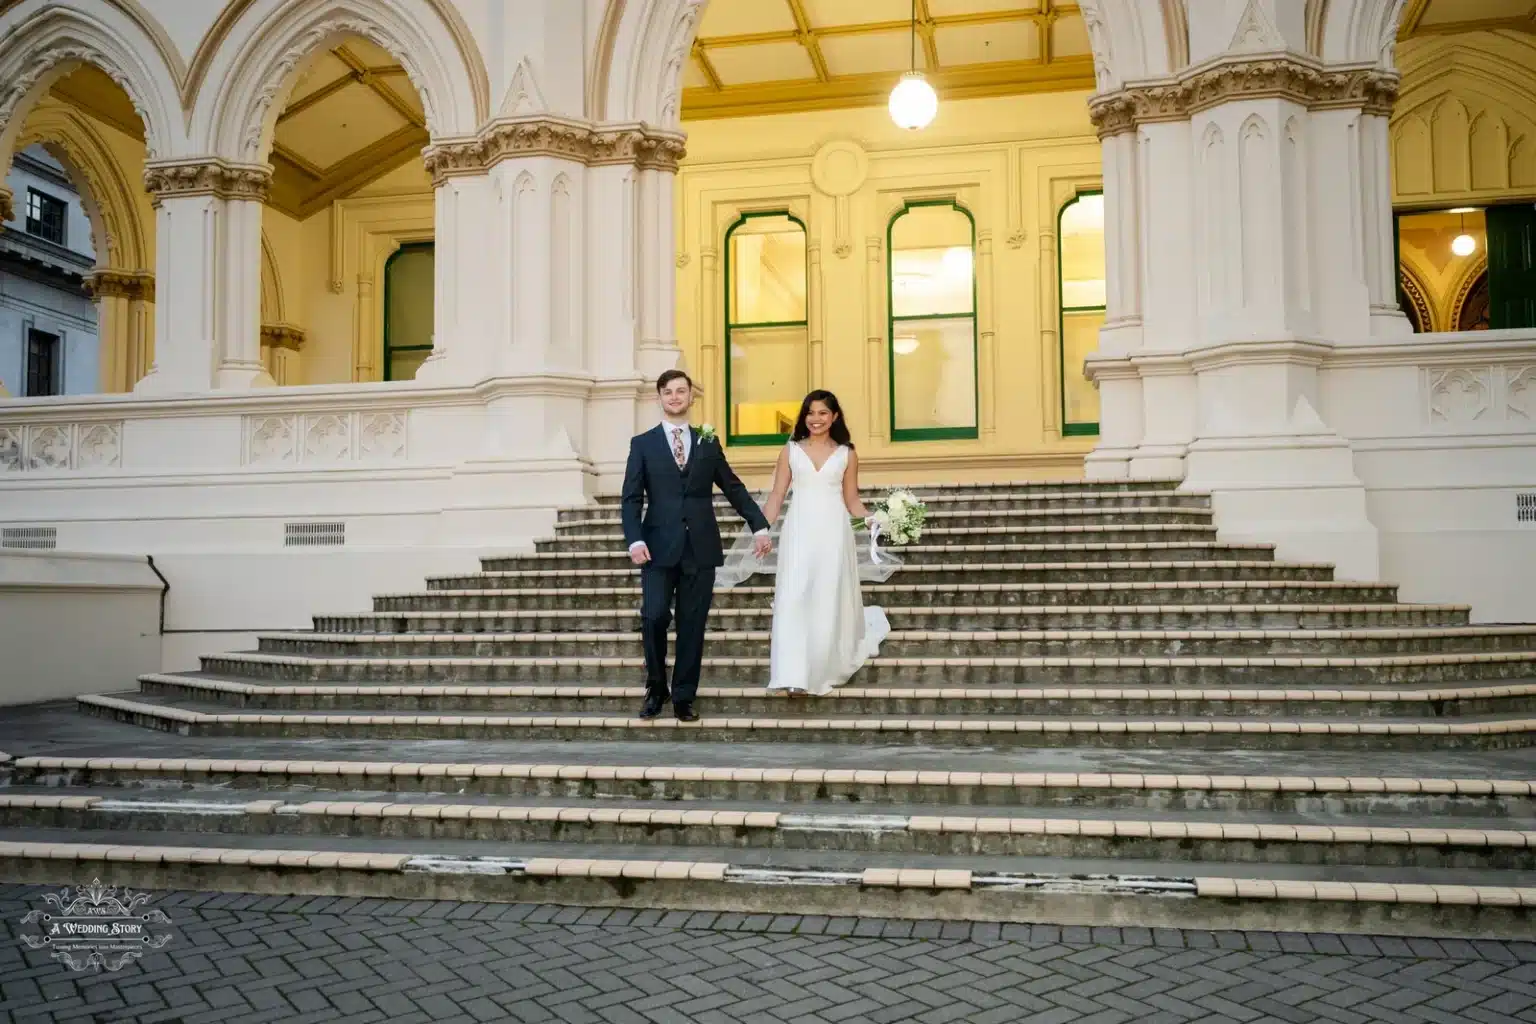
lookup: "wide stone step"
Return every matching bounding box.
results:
[533,524,1222,554]
[198,648,1536,686]
[76,694,1536,751]
[18,755,1533,819]
[588,479,1192,506]
[1,829,1530,937]
[554,507,1216,537]
[487,542,1278,572]
[563,489,1213,522]
[256,625,1536,660]
[428,560,1337,591]
[321,604,1472,635]
[140,674,1536,720]
[2,790,1531,872]
[379,580,1406,613]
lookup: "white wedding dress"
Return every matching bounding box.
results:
[767,443,891,695]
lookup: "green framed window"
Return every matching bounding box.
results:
[1058,190,1104,436]
[724,211,809,445]
[887,199,978,442]
[383,242,434,381]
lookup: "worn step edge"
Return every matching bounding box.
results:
[16,756,1532,796]
[440,560,1336,582]
[265,626,1536,643]
[203,650,1536,669]
[330,603,1473,621]
[493,542,1279,558]
[74,695,1536,737]
[139,673,1536,703]
[390,580,1403,599]
[17,795,1534,851]
[0,841,1530,938]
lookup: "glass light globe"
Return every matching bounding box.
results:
[1451,233,1476,256]
[888,71,937,130]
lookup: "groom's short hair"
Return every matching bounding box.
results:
[657,369,692,392]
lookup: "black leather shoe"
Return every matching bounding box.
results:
[639,691,668,719]
[673,701,699,722]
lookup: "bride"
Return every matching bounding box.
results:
[755,391,891,695]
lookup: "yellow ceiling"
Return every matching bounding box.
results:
[1399,0,1536,37]
[46,36,426,220]
[681,0,1095,120]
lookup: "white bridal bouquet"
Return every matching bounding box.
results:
[871,488,926,545]
[856,489,927,563]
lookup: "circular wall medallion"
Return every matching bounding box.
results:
[811,140,869,198]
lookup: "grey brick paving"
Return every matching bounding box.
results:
[0,885,1532,1024]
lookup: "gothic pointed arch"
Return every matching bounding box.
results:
[13,98,152,275]
[0,0,183,163]
[597,0,705,128]
[1316,0,1408,67]
[191,0,487,163]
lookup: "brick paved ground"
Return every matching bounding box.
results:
[0,885,1532,1024]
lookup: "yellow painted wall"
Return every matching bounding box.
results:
[675,89,1103,484]
[1392,31,1536,208]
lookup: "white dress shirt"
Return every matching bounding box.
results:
[628,420,767,555]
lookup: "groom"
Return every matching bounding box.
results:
[621,370,771,721]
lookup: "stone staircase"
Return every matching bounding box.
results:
[3,479,1534,937]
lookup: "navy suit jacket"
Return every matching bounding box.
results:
[620,425,768,569]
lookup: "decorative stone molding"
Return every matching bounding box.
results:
[0,41,162,160]
[0,186,12,225]
[260,323,306,352]
[243,409,408,466]
[142,160,272,204]
[1089,56,1399,138]
[83,270,155,303]
[422,118,686,185]
[0,422,123,472]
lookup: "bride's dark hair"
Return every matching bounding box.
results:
[792,390,854,448]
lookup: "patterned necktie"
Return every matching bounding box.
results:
[672,427,686,469]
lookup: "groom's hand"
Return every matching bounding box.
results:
[753,534,773,558]
[629,542,651,565]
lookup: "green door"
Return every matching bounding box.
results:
[1486,203,1536,330]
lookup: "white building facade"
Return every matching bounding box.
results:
[0,0,1531,671]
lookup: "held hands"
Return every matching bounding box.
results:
[753,533,773,558]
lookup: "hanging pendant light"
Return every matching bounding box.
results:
[1451,208,1477,256]
[889,0,937,130]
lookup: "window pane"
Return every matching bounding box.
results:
[730,216,806,324]
[389,347,432,383]
[1062,309,1103,427]
[891,205,973,318]
[891,316,976,433]
[728,324,808,438]
[1060,193,1105,309]
[385,245,435,352]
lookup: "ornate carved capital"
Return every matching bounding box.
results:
[0,186,12,225]
[260,322,306,352]
[421,119,687,184]
[83,269,155,302]
[142,160,273,204]
[1089,57,1400,139]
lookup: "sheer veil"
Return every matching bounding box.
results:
[716,489,904,589]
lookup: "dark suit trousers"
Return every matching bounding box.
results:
[640,552,715,705]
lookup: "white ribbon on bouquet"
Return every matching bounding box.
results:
[868,517,885,565]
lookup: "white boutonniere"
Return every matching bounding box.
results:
[696,424,718,443]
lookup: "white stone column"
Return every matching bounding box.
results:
[634,136,687,384]
[1085,57,1402,580]
[135,160,274,394]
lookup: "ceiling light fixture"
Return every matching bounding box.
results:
[888,0,937,130]
[1451,209,1476,257]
